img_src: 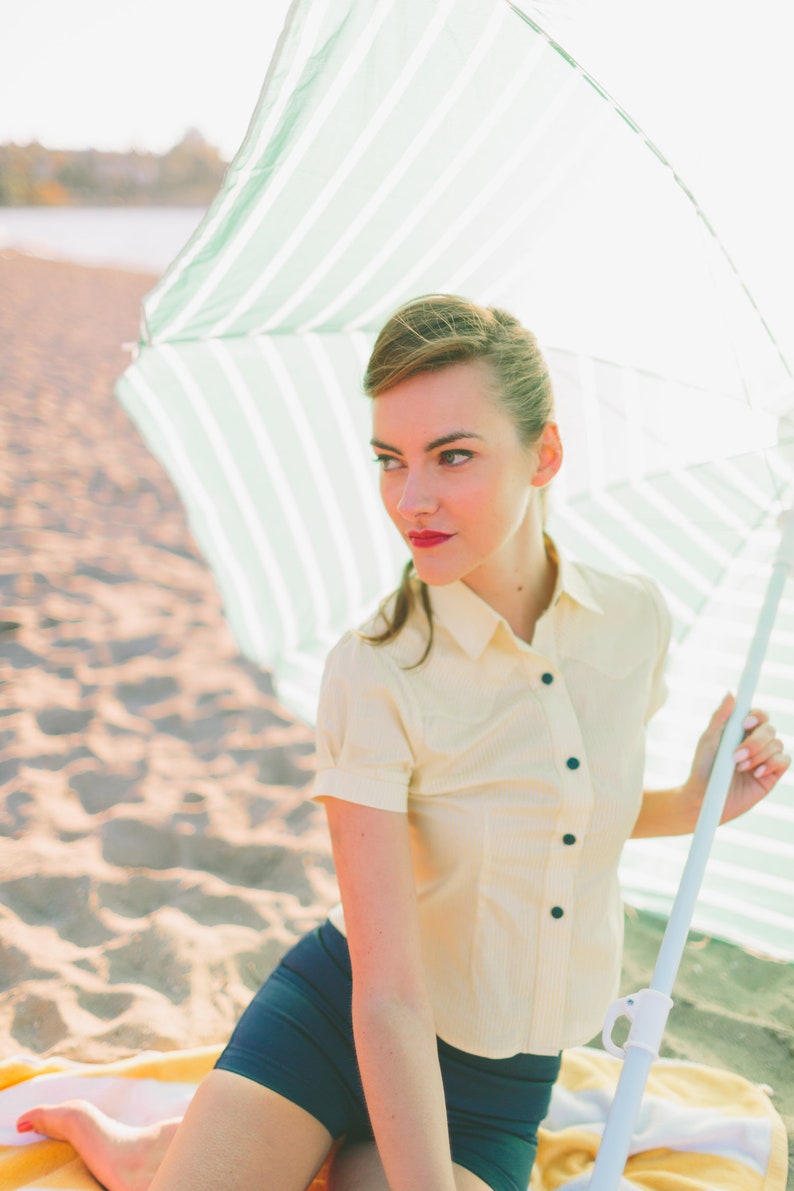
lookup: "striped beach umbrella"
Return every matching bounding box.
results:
[117,0,794,985]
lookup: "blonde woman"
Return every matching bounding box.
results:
[19,296,789,1191]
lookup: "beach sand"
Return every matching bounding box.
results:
[0,251,792,1183]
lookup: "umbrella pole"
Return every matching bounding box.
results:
[588,510,794,1190]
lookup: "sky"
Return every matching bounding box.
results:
[3,0,792,356]
[2,0,293,159]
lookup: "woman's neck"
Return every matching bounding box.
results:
[462,521,558,646]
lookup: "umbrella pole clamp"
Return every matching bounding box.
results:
[601,988,674,1061]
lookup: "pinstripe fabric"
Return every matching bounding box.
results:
[313,548,671,1056]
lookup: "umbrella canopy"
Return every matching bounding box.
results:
[116,0,794,960]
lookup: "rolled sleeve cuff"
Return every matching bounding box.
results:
[312,767,409,813]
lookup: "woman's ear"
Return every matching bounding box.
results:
[530,422,563,488]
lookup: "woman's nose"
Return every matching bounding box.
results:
[396,471,438,519]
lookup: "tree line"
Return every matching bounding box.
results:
[0,131,227,206]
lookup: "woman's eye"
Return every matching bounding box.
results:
[439,449,472,466]
[374,454,402,471]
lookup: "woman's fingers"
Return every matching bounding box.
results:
[733,722,775,771]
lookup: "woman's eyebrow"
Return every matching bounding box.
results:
[370,430,485,454]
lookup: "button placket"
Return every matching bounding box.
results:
[541,661,591,956]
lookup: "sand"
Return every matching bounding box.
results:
[0,250,792,1183]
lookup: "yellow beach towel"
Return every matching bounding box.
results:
[0,1046,786,1190]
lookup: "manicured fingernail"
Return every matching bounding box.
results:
[16,1121,33,1133]
[754,764,767,778]
[743,716,760,730]
[734,748,749,762]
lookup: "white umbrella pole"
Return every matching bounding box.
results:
[588,510,794,1190]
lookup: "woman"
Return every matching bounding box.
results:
[18,296,789,1191]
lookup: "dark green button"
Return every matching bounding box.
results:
[551,906,564,919]
[562,833,576,846]
[541,672,554,684]
[566,757,580,770]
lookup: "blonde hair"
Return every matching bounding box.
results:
[363,294,555,663]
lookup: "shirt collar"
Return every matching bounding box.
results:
[427,538,603,660]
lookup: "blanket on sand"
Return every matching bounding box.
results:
[0,1046,786,1189]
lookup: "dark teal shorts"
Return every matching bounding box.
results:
[215,920,560,1191]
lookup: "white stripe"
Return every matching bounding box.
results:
[345,68,589,332]
[681,883,794,932]
[123,366,270,658]
[578,355,606,494]
[159,345,300,650]
[620,863,794,934]
[158,0,398,343]
[593,491,716,598]
[441,112,605,295]
[555,508,696,625]
[304,335,398,597]
[633,482,733,567]
[669,465,760,538]
[675,645,794,681]
[351,331,375,374]
[716,825,794,861]
[633,845,794,898]
[752,799,794,826]
[301,27,554,331]
[664,674,794,717]
[241,0,459,333]
[693,617,794,645]
[622,366,648,488]
[146,1,331,325]
[765,446,794,500]
[713,456,776,510]
[255,337,367,618]
[269,6,509,331]
[207,339,333,638]
[705,588,794,615]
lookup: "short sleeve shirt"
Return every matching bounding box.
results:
[312,548,671,1058]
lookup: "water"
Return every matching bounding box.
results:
[0,205,207,274]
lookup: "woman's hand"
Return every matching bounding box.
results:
[686,693,791,824]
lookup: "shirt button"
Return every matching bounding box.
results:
[562,833,577,846]
[566,757,580,770]
[541,672,554,685]
[551,906,564,919]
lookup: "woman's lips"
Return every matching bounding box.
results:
[408,531,453,548]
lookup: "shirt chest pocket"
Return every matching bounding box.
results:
[559,623,655,680]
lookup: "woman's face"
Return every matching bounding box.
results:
[371,359,559,590]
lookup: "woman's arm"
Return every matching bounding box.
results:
[323,797,457,1191]
[633,694,790,838]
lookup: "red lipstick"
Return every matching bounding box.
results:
[408,530,453,548]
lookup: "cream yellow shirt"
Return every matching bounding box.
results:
[312,548,671,1058]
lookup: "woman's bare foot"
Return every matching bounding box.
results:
[16,1101,180,1191]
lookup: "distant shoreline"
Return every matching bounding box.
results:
[0,205,206,273]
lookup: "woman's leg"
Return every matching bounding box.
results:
[328,1141,492,1191]
[148,1070,334,1191]
[19,1071,334,1191]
